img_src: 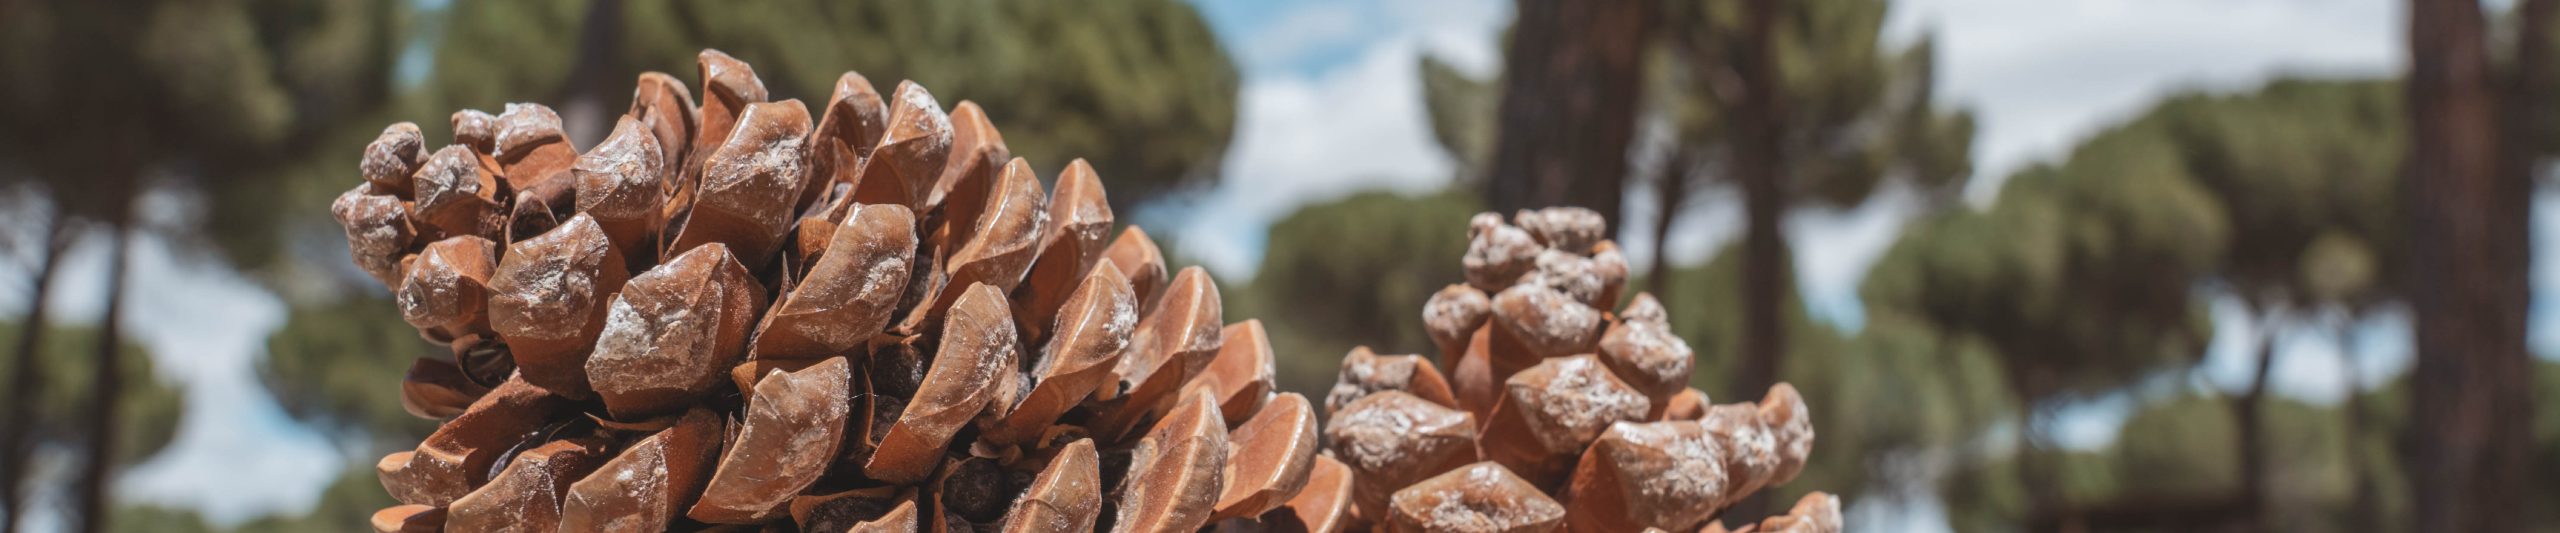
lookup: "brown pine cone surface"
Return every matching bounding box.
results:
[338,49,1831,533]
[340,50,1319,533]
[1320,207,1825,533]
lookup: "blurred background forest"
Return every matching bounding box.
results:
[0,0,2555,531]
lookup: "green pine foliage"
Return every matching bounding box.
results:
[1236,189,1483,398]
[260,296,442,446]
[0,323,183,469]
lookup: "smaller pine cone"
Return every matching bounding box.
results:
[1322,207,1824,533]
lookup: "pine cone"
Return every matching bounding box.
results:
[337,48,1830,533]
[1319,207,1824,533]
[340,50,1323,533]
[1699,492,1842,533]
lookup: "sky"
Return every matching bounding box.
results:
[2,191,337,528]
[0,0,2534,531]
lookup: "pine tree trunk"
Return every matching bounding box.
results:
[2404,0,2534,531]
[2340,321,2380,533]
[1729,0,1787,399]
[1483,0,1654,228]
[2233,314,2278,532]
[0,213,66,533]
[72,221,129,533]
[558,0,625,147]
[1724,0,1788,520]
[2014,400,2049,526]
[1727,0,1787,425]
[1646,150,1692,297]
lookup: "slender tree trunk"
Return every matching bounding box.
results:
[1483,0,1654,228]
[1724,0,1788,521]
[2014,399,2052,528]
[72,221,129,533]
[2507,0,2554,188]
[2338,320,2379,533]
[0,213,66,533]
[557,0,626,147]
[2232,312,2279,533]
[1646,149,1692,297]
[2405,0,2534,531]
[1734,174,1785,396]
[1729,0,1788,420]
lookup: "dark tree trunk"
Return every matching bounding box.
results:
[1733,170,1784,397]
[1723,0,1788,521]
[1646,149,1693,297]
[1729,0,1788,422]
[1483,0,1654,229]
[72,222,129,533]
[558,0,627,147]
[2339,321,2380,533]
[2232,315,2279,533]
[2405,0,2535,531]
[2013,400,2050,524]
[0,213,66,533]
[2508,0,2556,186]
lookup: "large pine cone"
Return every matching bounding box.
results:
[340,49,1831,533]
[345,50,1324,533]
[1316,207,1826,533]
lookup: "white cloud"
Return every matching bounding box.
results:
[1234,3,1369,72]
[1209,0,1507,78]
[0,196,339,526]
[1171,0,1511,279]
[1883,0,2400,199]
[1789,184,1930,329]
[2532,189,2560,358]
[109,230,340,524]
[1383,0,1508,76]
[1176,43,1457,277]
